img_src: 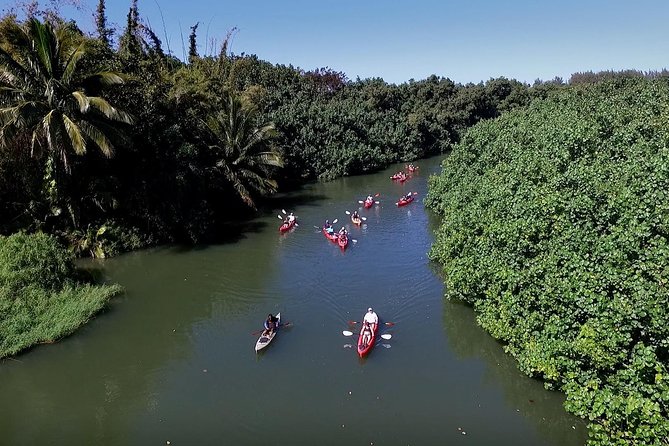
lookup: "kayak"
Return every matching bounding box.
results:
[390,174,407,182]
[357,319,378,357]
[406,165,419,173]
[363,198,374,209]
[279,219,296,232]
[255,313,281,352]
[338,233,349,250]
[351,215,362,225]
[323,227,338,242]
[396,195,415,206]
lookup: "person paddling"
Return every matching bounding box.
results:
[363,307,378,331]
[263,313,279,336]
[361,321,373,348]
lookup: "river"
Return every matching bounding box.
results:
[0,155,588,445]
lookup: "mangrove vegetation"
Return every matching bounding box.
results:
[426,77,669,445]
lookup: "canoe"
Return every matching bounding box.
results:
[363,198,374,209]
[255,313,281,352]
[396,195,415,207]
[323,227,338,242]
[338,233,349,249]
[351,215,362,225]
[357,320,378,357]
[279,219,296,232]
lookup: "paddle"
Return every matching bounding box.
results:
[348,321,395,326]
[315,218,338,232]
[342,330,392,340]
[344,211,367,221]
[251,322,292,336]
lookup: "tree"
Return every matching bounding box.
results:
[95,0,113,48]
[203,90,283,209]
[0,17,132,225]
[188,22,199,64]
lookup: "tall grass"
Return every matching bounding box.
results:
[0,233,123,358]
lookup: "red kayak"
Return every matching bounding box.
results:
[322,227,338,242]
[357,321,377,357]
[390,173,407,182]
[396,195,415,206]
[279,219,296,233]
[338,233,349,249]
[363,198,374,209]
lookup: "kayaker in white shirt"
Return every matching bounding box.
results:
[363,307,378,329]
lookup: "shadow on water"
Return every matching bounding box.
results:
[262,191,331,216]
[426,201,588,444]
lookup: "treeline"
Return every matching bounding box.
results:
[0,2,545,256]
[426,77,669,445]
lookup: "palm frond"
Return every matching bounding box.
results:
[88,96,133,124]
[218,161,255,208]
[62,114,86,155]
[41,109,58,153]
[0,47,34,92]
[62,41,86,84]
[85,72,130,87]
[29,19,55,79]
[71,91,90,112]
[257,151,284,168]
[78,120,113,158]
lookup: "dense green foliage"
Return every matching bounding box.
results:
[0,9,533,252]
[426,78,669,445]
[0,232,122,357]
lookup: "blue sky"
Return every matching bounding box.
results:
[8,0,669,84]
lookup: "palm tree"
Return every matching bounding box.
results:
[0,17,132,222]
[204,91,283,209]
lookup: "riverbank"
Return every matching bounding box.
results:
[0,232,122,358]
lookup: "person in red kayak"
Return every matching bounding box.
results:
[324,220,335,234]
[263,313,279,336]
[361,321,373,348]
[402,192,413,202]
[363,307,378,330]
[338,226,347,237]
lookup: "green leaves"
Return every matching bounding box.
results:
[427,77,669,444]
[0,16,131,229]
[203,90,283,209]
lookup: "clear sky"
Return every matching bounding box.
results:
[6,0,669,85]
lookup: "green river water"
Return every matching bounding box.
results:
[0,155,588,445]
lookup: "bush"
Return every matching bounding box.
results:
[426,77,669,445]
[0,232,122,358]
[0,232,74,293]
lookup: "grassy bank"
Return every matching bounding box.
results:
[0,232,122,358]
